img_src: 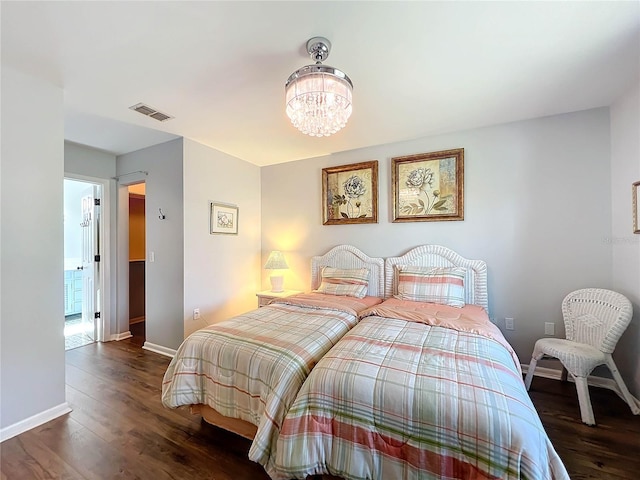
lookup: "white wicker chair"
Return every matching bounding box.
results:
[524,288,640,426]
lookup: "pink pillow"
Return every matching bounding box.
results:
[394,265,466,307]
[314,267,369,298]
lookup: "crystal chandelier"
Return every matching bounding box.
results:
[285,37,353,137]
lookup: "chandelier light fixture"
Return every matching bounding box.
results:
[285,37,353,137]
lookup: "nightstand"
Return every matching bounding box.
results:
[256,289,302,307]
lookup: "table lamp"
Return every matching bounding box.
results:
[264,250,289,292]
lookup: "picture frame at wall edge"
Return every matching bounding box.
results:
[633,181,639,234]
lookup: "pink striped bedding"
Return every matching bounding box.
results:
[272,300,569,480]
[161,293,381,471]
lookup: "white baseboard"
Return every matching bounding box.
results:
[0,402,72,442]
[522,364,640,407]
[112,331,133,341]
[142,342,176,358]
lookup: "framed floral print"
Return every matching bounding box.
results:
[392,148,464,222]
[633,181,639,234]
[322,161,378,225]
[210,202,239,235]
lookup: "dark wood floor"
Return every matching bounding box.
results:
[1,333,639,479]
[526,373,640,479]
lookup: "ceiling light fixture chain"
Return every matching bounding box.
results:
[285,36,353,137]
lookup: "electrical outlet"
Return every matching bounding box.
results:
[505,317,515,330]
[544,322,555,335]
[193,308,201,320]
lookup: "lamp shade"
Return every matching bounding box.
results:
[285,65,353,137]
[264,251,288,270]
[285,37,353,137]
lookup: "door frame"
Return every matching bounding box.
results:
[116,174,148,341]
[64,173,111,342]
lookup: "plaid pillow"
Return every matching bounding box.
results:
[395,265,466,307]
[314,267,370,298]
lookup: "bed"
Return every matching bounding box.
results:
[272,245,569,480]
[161,244,384,470]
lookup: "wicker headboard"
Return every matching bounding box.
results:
[311,245,385,298]
[385,245,488,311]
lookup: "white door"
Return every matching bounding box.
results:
[80,185,101,341]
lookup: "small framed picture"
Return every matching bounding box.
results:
[633,181,639,234]
[392,148,464,222]
[322,161,378,225]
[210,202,238,235]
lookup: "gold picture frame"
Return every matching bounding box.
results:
[633,181,639,234]
[210,202,239,235]
[392,148,464,222]
[322,161,378,225]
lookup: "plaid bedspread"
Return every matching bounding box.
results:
[161,294,372,470]
[272,302,569,480]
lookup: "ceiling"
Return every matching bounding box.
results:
[2,1,638,167]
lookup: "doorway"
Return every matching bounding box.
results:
[128,183,146,344]
[63,178,102,350]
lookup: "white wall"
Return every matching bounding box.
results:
[262,108,613,368]
[0,67,68,432]
[610,81,640,397]
[65,142,117,179]
[183,139,261,337]
[117,139,185,350]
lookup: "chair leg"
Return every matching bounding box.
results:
[524,356,538,390]
[574,376,596,426]
[606,356,640,415]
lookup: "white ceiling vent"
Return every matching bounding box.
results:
[129,103,173,122]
